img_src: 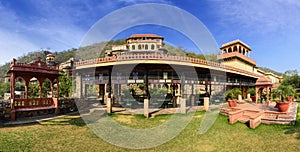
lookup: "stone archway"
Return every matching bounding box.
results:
[7,58,60,120]
[255,77,272,104]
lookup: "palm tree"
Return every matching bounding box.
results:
[276,85,295,102]
[224,88,242,100]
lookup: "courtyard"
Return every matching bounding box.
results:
[0,101,300,151]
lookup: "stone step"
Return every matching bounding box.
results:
[238,116,250,123]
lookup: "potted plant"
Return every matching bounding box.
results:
[274,85,295,112]
[224,88,242,107]
[149,87,168,108]
[247,88,256,102]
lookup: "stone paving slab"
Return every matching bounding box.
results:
[220,102,298,126]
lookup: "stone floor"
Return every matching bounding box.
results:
[220,102,298,125]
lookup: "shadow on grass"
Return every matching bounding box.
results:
[284,105,300,140]
[284,121,300,140]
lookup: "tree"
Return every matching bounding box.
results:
[224,88,242,100]
[42,79,51,98]
[0,82,10,98]
[59,75,72,97]
[28,82,39,98]
[276,85,295,102]
[246,88,256,96]
[281,70,300,88]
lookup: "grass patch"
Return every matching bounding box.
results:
[0,111,300,151]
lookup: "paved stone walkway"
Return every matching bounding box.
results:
[220,101,298,126]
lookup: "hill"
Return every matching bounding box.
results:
[2,40,280,78]
[258,67,283,76]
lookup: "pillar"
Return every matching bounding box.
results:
[106,98,112,114]
[10,72,16,121]
[266,86,270,101]
[255,87,259,104]
[180,98,186,114]
[191,95,195,107]
[38,79,43,98]
[75,74,82,98]
[247,93,251,101]
[191,84,195,106]
[55,78,60,114]
[24,80,29,107]
[204,97,209,111]
[238,95,242,101]
[108,68,112,98]
[144,99,149,118]
[50,80,54,98]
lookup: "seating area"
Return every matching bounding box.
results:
[220,102,298,128]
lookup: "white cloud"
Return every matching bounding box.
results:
[215,0,300,34]
[0,29,38,65]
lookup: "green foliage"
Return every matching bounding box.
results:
[246,88,256,95]
[54,48,76,64]
[15,82,25,91]
[42,79,51,98]
[28,82,39,98]
[0,82,10,98]
[281,70,300,88]
[224,88,242,100]
[149,87,168,98]
[275,84,296,101]
[104,39,126,50]
[59,75,73,98]
[164,45,217,61]
[271,88,281,100]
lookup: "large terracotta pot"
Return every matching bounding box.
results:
[286,96,293,103]
[250,96,256,102]
[276,102,290,112]
[227,100,237,107]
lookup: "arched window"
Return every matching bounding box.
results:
[138,45,142,50]
[132,45,135,50]
[233,46,237,52]
[151,44,155,50]
[145,44,148,50]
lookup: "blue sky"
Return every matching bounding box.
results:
[0,0,300,73]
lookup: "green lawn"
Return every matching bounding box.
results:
[0,109,300,152]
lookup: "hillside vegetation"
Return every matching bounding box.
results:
[0,39,280,78]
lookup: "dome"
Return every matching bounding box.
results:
[255,76,272,86]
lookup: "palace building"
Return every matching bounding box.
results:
[74,34,282,114]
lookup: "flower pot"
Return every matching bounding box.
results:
[276,102,290,112]
[227,100,237,107]
[250,96,256,102]
[286,96,293,103]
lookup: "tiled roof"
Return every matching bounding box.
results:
[255,76,272,85]
[129,34,163,38]
[217,52,256,65]
[221,39,251,50]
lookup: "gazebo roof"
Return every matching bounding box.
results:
[255,76,272,86]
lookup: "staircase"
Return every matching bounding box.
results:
[228,109,263,128]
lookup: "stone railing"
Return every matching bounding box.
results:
[13,98,54,110]
[76,53,261,78]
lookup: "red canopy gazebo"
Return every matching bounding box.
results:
[255,76,272,104]
[7,58,60,120]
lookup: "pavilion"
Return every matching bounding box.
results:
[74,34,282,116]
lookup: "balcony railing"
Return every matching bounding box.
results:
[76,53,261,78]
[13,98,54,110]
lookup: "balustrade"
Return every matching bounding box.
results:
[13,98,54,110]
[75,53,260,78]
